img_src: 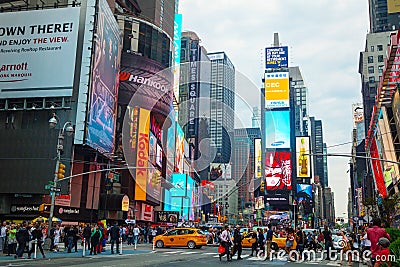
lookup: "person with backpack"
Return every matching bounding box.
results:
[219,225,234,261]
[90,225,102,255]
[15,222,29,258]
[28,223,45,259]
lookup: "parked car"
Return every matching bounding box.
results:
[154,228,207,249]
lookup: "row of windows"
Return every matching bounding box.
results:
[369,44,384,52]
[368,65,384,74]
[367,54,384,63]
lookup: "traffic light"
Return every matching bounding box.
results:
[260,181,265,192]
[57,163,66,179]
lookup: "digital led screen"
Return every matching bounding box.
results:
[265,110,291,149]
[264,72,289,108]
[296,136,311,178]
[175,124,185,173]
[265,46,288,69]
[265,151,292,190]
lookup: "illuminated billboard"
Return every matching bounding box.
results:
[265,151,292,190]
[388,0,400,13]
[265,46,288,69]
[166,118,176,180]
[175,123,185,173]
[86,0,122,155]
[134,108,150,201]
[0,8,80,98]
[254,138,262,178]
[170,174,187,197]
[187,40,200,137]
[370,138,387,197]
[265,110,291,148]
[296,184,313,214]
[296,137,311,178]
[146,166,161,204]
[352,104,364,128]
[173,14,182,99]
[210,163,232,181]
[264,72,289,108]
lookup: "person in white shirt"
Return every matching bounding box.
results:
[0,221,7,253]
[219,225,234,261]
[133,225,140,249]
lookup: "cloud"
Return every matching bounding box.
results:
[180,0,369,217]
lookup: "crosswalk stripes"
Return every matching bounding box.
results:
[181,251,198,255]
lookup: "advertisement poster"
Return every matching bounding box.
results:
[265,46,288,69]
[370,138,387,197]
[296,136,311,178]
[134,108,150,201]
[265,151,292,190]
[264,72,289,108]
[0,8,80,98]
[86,0,122,155]
[166,118,176,179]
[388,0,400,13]
[170,174,187,197]
[209,163,232,181]
[146,166,161,203]
[265,110,291,148]
[155,211,179,224]
[175,124,185,173]
[296,184,312,213]
[352,104,364,128]
[149,133,157,166]
[254,138,262,178]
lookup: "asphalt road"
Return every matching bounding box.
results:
[0,245,366,267]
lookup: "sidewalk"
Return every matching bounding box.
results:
[0,243,152,262]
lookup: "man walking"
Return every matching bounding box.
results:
[28,223,45,259]
[15,222,29,258]
[109,222,120,254]
[231,226,243,260]
[219,225,234,261]
[0,221,7,254]
[367,218,390,266]
[83,223,92,251]
[265,224,274,260]
[322,226,332,260]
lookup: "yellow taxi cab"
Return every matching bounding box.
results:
[240,233,297,250]
[154,228,207,249]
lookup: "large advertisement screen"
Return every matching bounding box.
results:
[265,110,291,148]
[170,174,187,197]
[254,138,262,178]
[265,46,288,69]
[175,124,185,173]
[264,72,289,108]
[0,8,80,98]
[134,108,150,201]
[86,0,122,155]
[166,118,176,180]
[296,136,311,178]
[265,151,292,190]
[388,0,400,13]
[209,163,232,181]
[296,184,313,214]
[146,166,161,204]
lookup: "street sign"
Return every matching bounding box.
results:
[45,185,51,190]
[48,181,54,186]
[51,187,61,192]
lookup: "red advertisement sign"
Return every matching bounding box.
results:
[265,151,292,190]
[370,139,387,197]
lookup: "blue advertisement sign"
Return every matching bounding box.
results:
[170,174,187,197]
[265,110,291,148]
[86,0,121,156]
[265,46,288,69]
[297,184,313,213]
[173,14,182,65]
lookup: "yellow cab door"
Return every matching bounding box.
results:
[176,229,192,247]
[164,229,179,247]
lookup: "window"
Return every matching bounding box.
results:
[378,55,384,62]
[378,65,384,73]
[370,46,375,52]
[368,66,374,74]
[369,76,375,83]
[377,45,383,51]
[166,230,178,236]
[368,56,374,63]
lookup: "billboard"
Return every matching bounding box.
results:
[146,166,161,204]
[255,196,265,210]
[173,14,182,99]
[265,192,290,210]
[187,40,200,137]
[166,118,176,180]
[370,138,387,197]
[209,163,232,181]
[296,184,313,213]
[149,133,157,166]
[86,0,122,155]
[265,110,291,148]
[393,89,400,142]
[265,151,292,190]
[155,211,179,224]
[264,72,290,108]
[134,108,150,201]
[254,138,262,178]
[296,136,311,178]
[265,46,288,69]
[388,0,400,13]
[0,8,80,98]
[170,174,187,197]
[175,123,185,173]
[352,104,364,128]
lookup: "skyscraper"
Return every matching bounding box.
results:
[310,117,325,187]
[289,66,309,136]
[368,0,400,33]
[208,52,235,163]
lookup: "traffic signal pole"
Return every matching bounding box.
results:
[48,142,60,236]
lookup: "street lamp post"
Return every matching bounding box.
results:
[47,114,74,236]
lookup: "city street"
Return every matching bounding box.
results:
[0,244,365,267]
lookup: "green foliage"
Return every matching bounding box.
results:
[389,238,400,267]
[387,228,400,243]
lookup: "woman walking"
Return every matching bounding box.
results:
[6,224,16,256]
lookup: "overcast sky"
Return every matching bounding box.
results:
[180,0,370,218]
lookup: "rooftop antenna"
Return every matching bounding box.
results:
[273,32,279,47]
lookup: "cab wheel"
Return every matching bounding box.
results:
[270,242,278,251]
[156,240,164,248]
[187,241,196,249]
